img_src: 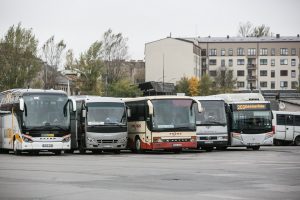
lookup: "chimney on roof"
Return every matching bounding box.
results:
[276,34,280,38]
[227,35,229,39]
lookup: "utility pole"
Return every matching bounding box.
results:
[163,54,165,94]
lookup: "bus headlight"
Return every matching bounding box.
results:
[62,134,71,143]
[22,135,33,143]
[87,137,95,143]
[118,137,127,143]
[153,137,162,143]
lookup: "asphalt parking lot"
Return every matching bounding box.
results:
[0,146,300,200]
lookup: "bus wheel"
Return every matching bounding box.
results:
[294,136,300,146]
[252,146,260,150]
[13,140,21,155]
[135,138,144,154]
[65,149,74,154]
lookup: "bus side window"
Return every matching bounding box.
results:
[295,115,300,126]
[277,114,286,125]
[286,115,294,126]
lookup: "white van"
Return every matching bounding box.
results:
[272,111,300,146]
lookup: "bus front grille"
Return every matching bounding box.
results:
[97,140,118,144]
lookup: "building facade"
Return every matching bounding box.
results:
[145,37,201,84]
[145,35,300,91]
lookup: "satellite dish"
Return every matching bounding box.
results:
[279,102,286,110]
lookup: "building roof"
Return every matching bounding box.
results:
[182,36,300,43]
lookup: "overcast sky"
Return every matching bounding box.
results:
[1,0,300,61]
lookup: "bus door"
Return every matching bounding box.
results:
[285,115,294,141]
[294,115,300,141]
[276,114,294,141]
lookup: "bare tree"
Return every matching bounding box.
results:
[238,22,271,37]
[101,29,129,95]
[41,36,66,89]
[238,21,253,37]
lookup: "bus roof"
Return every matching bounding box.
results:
[211,93,265,103]
[272,110,300,115]
[193,96,225,101]
[0,88,67,96]
[123,95,194,102]
[70,95,124,103]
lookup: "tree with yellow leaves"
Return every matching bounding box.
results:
[188,76,200,96]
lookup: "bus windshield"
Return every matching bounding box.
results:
[22,94,70,129]
[87,102,126,126]
[232,110,272,131]
[195,100,226,126]
[152,99,195,131]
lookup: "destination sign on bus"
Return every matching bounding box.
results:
[235,104,268,111]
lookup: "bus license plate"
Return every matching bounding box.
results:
[173,144,182,147]
[42,144,53,148]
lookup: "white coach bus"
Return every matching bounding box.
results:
[0,89,76,155]
[68,96,128,154]
[212,93,273,150]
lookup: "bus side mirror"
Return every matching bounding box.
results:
[127,108,131,118]
[71,99,76,112]
[19,98,24,111]
[147,100,154,115]
[82,109,86,118]
[194,100,203,113]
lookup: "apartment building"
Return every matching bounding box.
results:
[145,35,300,91]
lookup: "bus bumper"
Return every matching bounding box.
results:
[151,141,197,150]
[19,141,71,150]
[197,140,228,147]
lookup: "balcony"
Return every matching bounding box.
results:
[247,64,257,69]
[247,75,257,81]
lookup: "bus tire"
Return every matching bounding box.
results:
[65,149,74,154]
[252,146,260,150]
[79,142,86,154]
[13,140,21,155]
[294,136,300,146]
[135,138,144,154]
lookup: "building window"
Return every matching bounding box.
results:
[221,49,225,56]
[237,82,245,88]
[228,48,233,56]
[271,48,275,56]
[291,59,296,66]
[209,49,217,56]
[229,59,233,67]
[237,48,244,56]
[237,59,245,65]
[271,70,275,78]
[280,81,288,88]
[291,48,296,56]
[237,70,245,76]
[280,48,288,56]
[260,70,268,76]
[292,81,298,89]
[221,59,225,67]
[248,48,256,56]
[291,70,296,78]
[209,70,217,77]
[280,70,288,76]
[271,81,275,89]
[260,82,268,88]
[260,59,268,65]
[209,59,217,65]
[260,48,268,56]
[280,59,288,65]
[271,59,275,66]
